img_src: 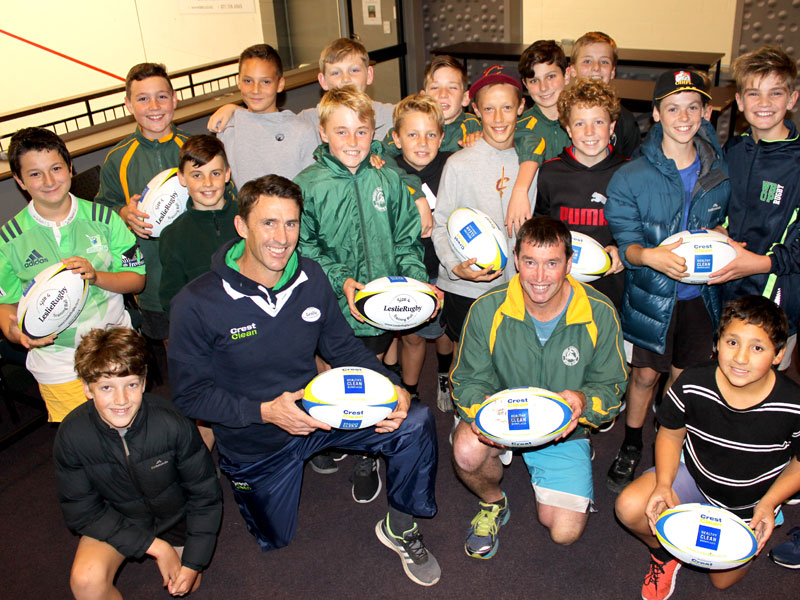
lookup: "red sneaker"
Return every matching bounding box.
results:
[642,553,681,600]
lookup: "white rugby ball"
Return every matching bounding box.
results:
[655,503,758,570]
[303,366,399,429]
[354,276,438,331]
[447,207,508,272]
[474,387,573,447]
[17,263,89,339]
[138,168,189,237]
[659,229,736,284]
[570,231,612,283]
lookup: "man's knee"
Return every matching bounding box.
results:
[452,421,494,472]
[615,484,644,527]
[537,504,588,546]
[548,521,585,546]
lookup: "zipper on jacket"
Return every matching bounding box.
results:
[119,432,157,515]
[213,212,220,237]
[352,178,373,281]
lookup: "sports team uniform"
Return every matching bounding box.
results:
[657,364,800,520]
[0,195,145,421]
[535,144,628,309]
[168,241,438,551]
[519,104,572,161]
[451,275,627,508]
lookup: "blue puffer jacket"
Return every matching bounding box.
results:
[605,120,730,353]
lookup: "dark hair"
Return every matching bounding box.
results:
[8,127,71,179]
[239,43,284,78]
[179,135,228,171]
[238,174,303,221]
[514,216,573,259]
[75,327,150,384]
[717,295,789,353]
[519,40,567,81]
[125,63,173,98]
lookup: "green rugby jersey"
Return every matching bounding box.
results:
[0,195,145,384]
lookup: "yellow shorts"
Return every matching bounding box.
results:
[38,379,88,422]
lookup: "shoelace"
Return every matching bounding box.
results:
[644,557,666,587]
[470,504,501,536]
[400,528,429,563]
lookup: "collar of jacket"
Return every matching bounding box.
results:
[312,140,384,175]
[133,124,178,147]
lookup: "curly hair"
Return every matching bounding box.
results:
[557,78,621,130]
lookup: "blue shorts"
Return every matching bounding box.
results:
[522,438,593,512]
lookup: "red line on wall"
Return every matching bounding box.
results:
[0,29,125,81]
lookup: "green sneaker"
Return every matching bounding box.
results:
[465,494,510,559]
[375,518,441,586]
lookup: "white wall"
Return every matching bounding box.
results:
[522,0,738,67]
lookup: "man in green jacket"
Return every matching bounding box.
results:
[451,216,627,559]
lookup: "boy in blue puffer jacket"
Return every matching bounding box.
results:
[604,70,730,495]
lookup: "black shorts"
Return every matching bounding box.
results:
[442,291,477,342]
[356,332,395,356]
[631,296,714,373]
[159,518,187,547]
[141,309,170,340]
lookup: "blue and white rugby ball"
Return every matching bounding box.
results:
[354,276,438,331]
[570,231,612,283]
[138,168,189,237]
[659,229,736,284]
[447,207,508,272]
[474,387,573,447]
[17,262,89,339]
[303,366,398,429]
[655,503,758,570]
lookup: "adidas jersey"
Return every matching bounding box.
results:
[0,195,145,384]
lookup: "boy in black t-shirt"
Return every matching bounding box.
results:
[615,296,800,600]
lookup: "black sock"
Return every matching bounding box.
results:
[624,425,643,450]
[404,382,418,395]
[387,506,414,535]
[437,352,452,374]
[650,545,671,563]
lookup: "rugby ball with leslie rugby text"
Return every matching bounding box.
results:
[354,276,438,331]
[303,366,399,429]
[17,262,89,339]
[447,207,508,272]
[655,503,758,570]
[570,231,612,283]
[474,387,574,447]
[659,229,737,284]
[138,168,189,237]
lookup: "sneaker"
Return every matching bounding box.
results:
[330,450,348,462]
[606,444,642,494]
[436,372,452,412]
[598,416,616,433]
[770,526,800,569]
[351,456,381,503]
[310,452,338,474]
[785,493,800,506]
[375,518,441,586]
[499,450,513,466]
[464,494,510,559]
[642,553,681,600]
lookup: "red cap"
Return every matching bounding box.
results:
[469,65,523,101]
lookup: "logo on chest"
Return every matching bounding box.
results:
[372,187,387,212]
[562,346,580,366]
[760,180,784,206]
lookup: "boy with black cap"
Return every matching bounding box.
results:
[604,70,730,494]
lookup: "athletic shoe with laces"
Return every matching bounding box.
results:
[351,456,381,503]
[375,518,441,586]
[464,494,510,559]
[436,372,452,412]
[769,526,800,569]
[606,443,642,494]
[310,452,338,474]
[641,553,680,600]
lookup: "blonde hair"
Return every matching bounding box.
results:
[732,45,798,92]
[393,94,445,133]
[423,55,469,90]
[319,38,370,73]
[557,78,621,130]
[318,86,376,129]
[571,32,618,68]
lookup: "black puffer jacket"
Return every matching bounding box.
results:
[53,394,222,571]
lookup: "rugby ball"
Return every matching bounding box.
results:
[303,366,399,429]
[570,231,612,283]
[138,168,189,237]
[659,229,737,284]
[474,387,573,447]
[447,207,508,272]
[655,503,758,570]
[17,263,89,339]
[354,276,438,331]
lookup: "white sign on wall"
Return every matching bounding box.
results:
[179,0,255,14]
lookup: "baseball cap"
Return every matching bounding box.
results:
[653,70,712,102]
[469,65,523,100]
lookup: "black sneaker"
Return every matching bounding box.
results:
[770,526,800,569]
[436,372,452,412]
[375,517,441,586]
[329,450,348,462]
[310,452,338,474]
[606,444,642,493]
[352,456,381,503]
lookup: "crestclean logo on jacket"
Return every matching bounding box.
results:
[230,322,258,340]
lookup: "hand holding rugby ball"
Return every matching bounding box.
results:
[354,276,438,331]
[138,168,189,237]
[659,229,736,284]
[447,207,508,272]
[17,263,89,339]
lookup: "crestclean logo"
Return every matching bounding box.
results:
[760,180,784,205]
[23,250,48,269]
[150,459,169,470]
[372,187,387,212]
[230,322,257,340]
[562,346,580,366]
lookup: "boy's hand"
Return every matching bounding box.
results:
[375,386,410,432]
[425,283,444,319]
[260,389,331,435]
[554,390,586,440]
[708,240,771,284]
[645,484,679,536]
[147,538,181,590]
[604,245,625,275]
[749,501,777,555]
[452,259,502,282]
[168,566,199,597]
[8,315,57,349]
[369,154,386,169]
[119,194,153,238]
[414,199,433,238]
[459,131,482,148]
[62,257,96,285]
[343,278,365,322]
[504,188,532,237]
[206,103,240,132]
[641,241,688,280]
